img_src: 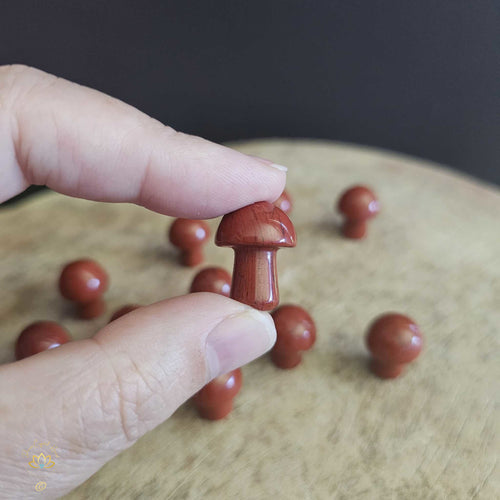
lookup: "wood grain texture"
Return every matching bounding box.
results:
[0,140,498,499]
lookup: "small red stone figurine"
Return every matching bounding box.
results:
[366,313,423,379]
[274,189,293,214]
[169,218,210,266]
[271,305,316,369]
[193,369,243,420]
[189,267,231,296]
[337,186,379,239]
[59,259,109,318]
[109,304,141,323]
[216,201,296,311]
[15,321,71,360]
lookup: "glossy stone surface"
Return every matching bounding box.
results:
[337,185,379,239]
[169,218,210,266]
[366,313,423,379]
[274,189,293,214]
[216,201,296,310]
[15,321,71,360]
[193,369,242,420]
[109,304,141,323]
[271,304,316,369]
[189,267,231,296]
[59,259,109,318]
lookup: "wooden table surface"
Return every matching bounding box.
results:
[1,140,498,499]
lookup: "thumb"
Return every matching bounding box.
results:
[0,293,276,499]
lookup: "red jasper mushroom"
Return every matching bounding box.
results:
[109,304,141,323]
[337,185,379,239]
[274,189,293,214]
[193,369,242,420]
[59,259,109,319]
[168,218,210,266]
[366,313,423,379]
[271,305,316,369]
[215,201,296,311]
[189,267,231,297]
[15,321,71,360]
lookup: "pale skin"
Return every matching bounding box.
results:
[0,65,286,499]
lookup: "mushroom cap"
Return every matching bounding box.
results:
[366,313,423,364]
[274,189,293,214]
[190,267,231,296]
[193,369,242,405]
[169,218,210,249]
[337,186,379,221]
[59,259,109,303]
[216,201,296,248]
[15,321,71,360]
[272,304,316,352]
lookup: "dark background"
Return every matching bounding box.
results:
[1,0,499,206]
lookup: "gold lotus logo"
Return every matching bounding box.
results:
[29,452,55,469]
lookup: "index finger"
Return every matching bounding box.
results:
[0,65,286,217]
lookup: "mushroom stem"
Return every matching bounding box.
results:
[342,220,367,239]
[182,247,203,266]
[77,298,106,319]
[231,247,278,311]
[196,400,234,420]
[271,349,302,369]
[370,359,403,379]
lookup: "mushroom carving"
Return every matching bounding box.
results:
[271,305,316,369]
[337,186,379,239]
[189,267,231,296]
[168,218,210,266]
[193,369,243,420]
[366,313,423,379]
[16,321,71,360]
[59,259,109,318]
[215,201,296,311]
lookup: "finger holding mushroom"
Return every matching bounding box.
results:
[168,218,210,266]
[215,201,296,311]
[271,305,316,369]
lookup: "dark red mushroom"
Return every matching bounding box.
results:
[59,259,109,318]
[215,201,296,311]
[189,267,231,297]
[168,218,210,266]
[193,369,243,420]
[271,305,316,369]
[366,313,423,379]
[337,186,379,239]
[15,321,71,360]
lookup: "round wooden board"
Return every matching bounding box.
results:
[1,140,498,499]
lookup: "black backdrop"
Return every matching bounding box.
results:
[1,0,499,196]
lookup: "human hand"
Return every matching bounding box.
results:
[0,65,286,499]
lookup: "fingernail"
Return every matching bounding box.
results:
[250,155,288,172]
[205,308,277,378]
[269,163,288,172]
